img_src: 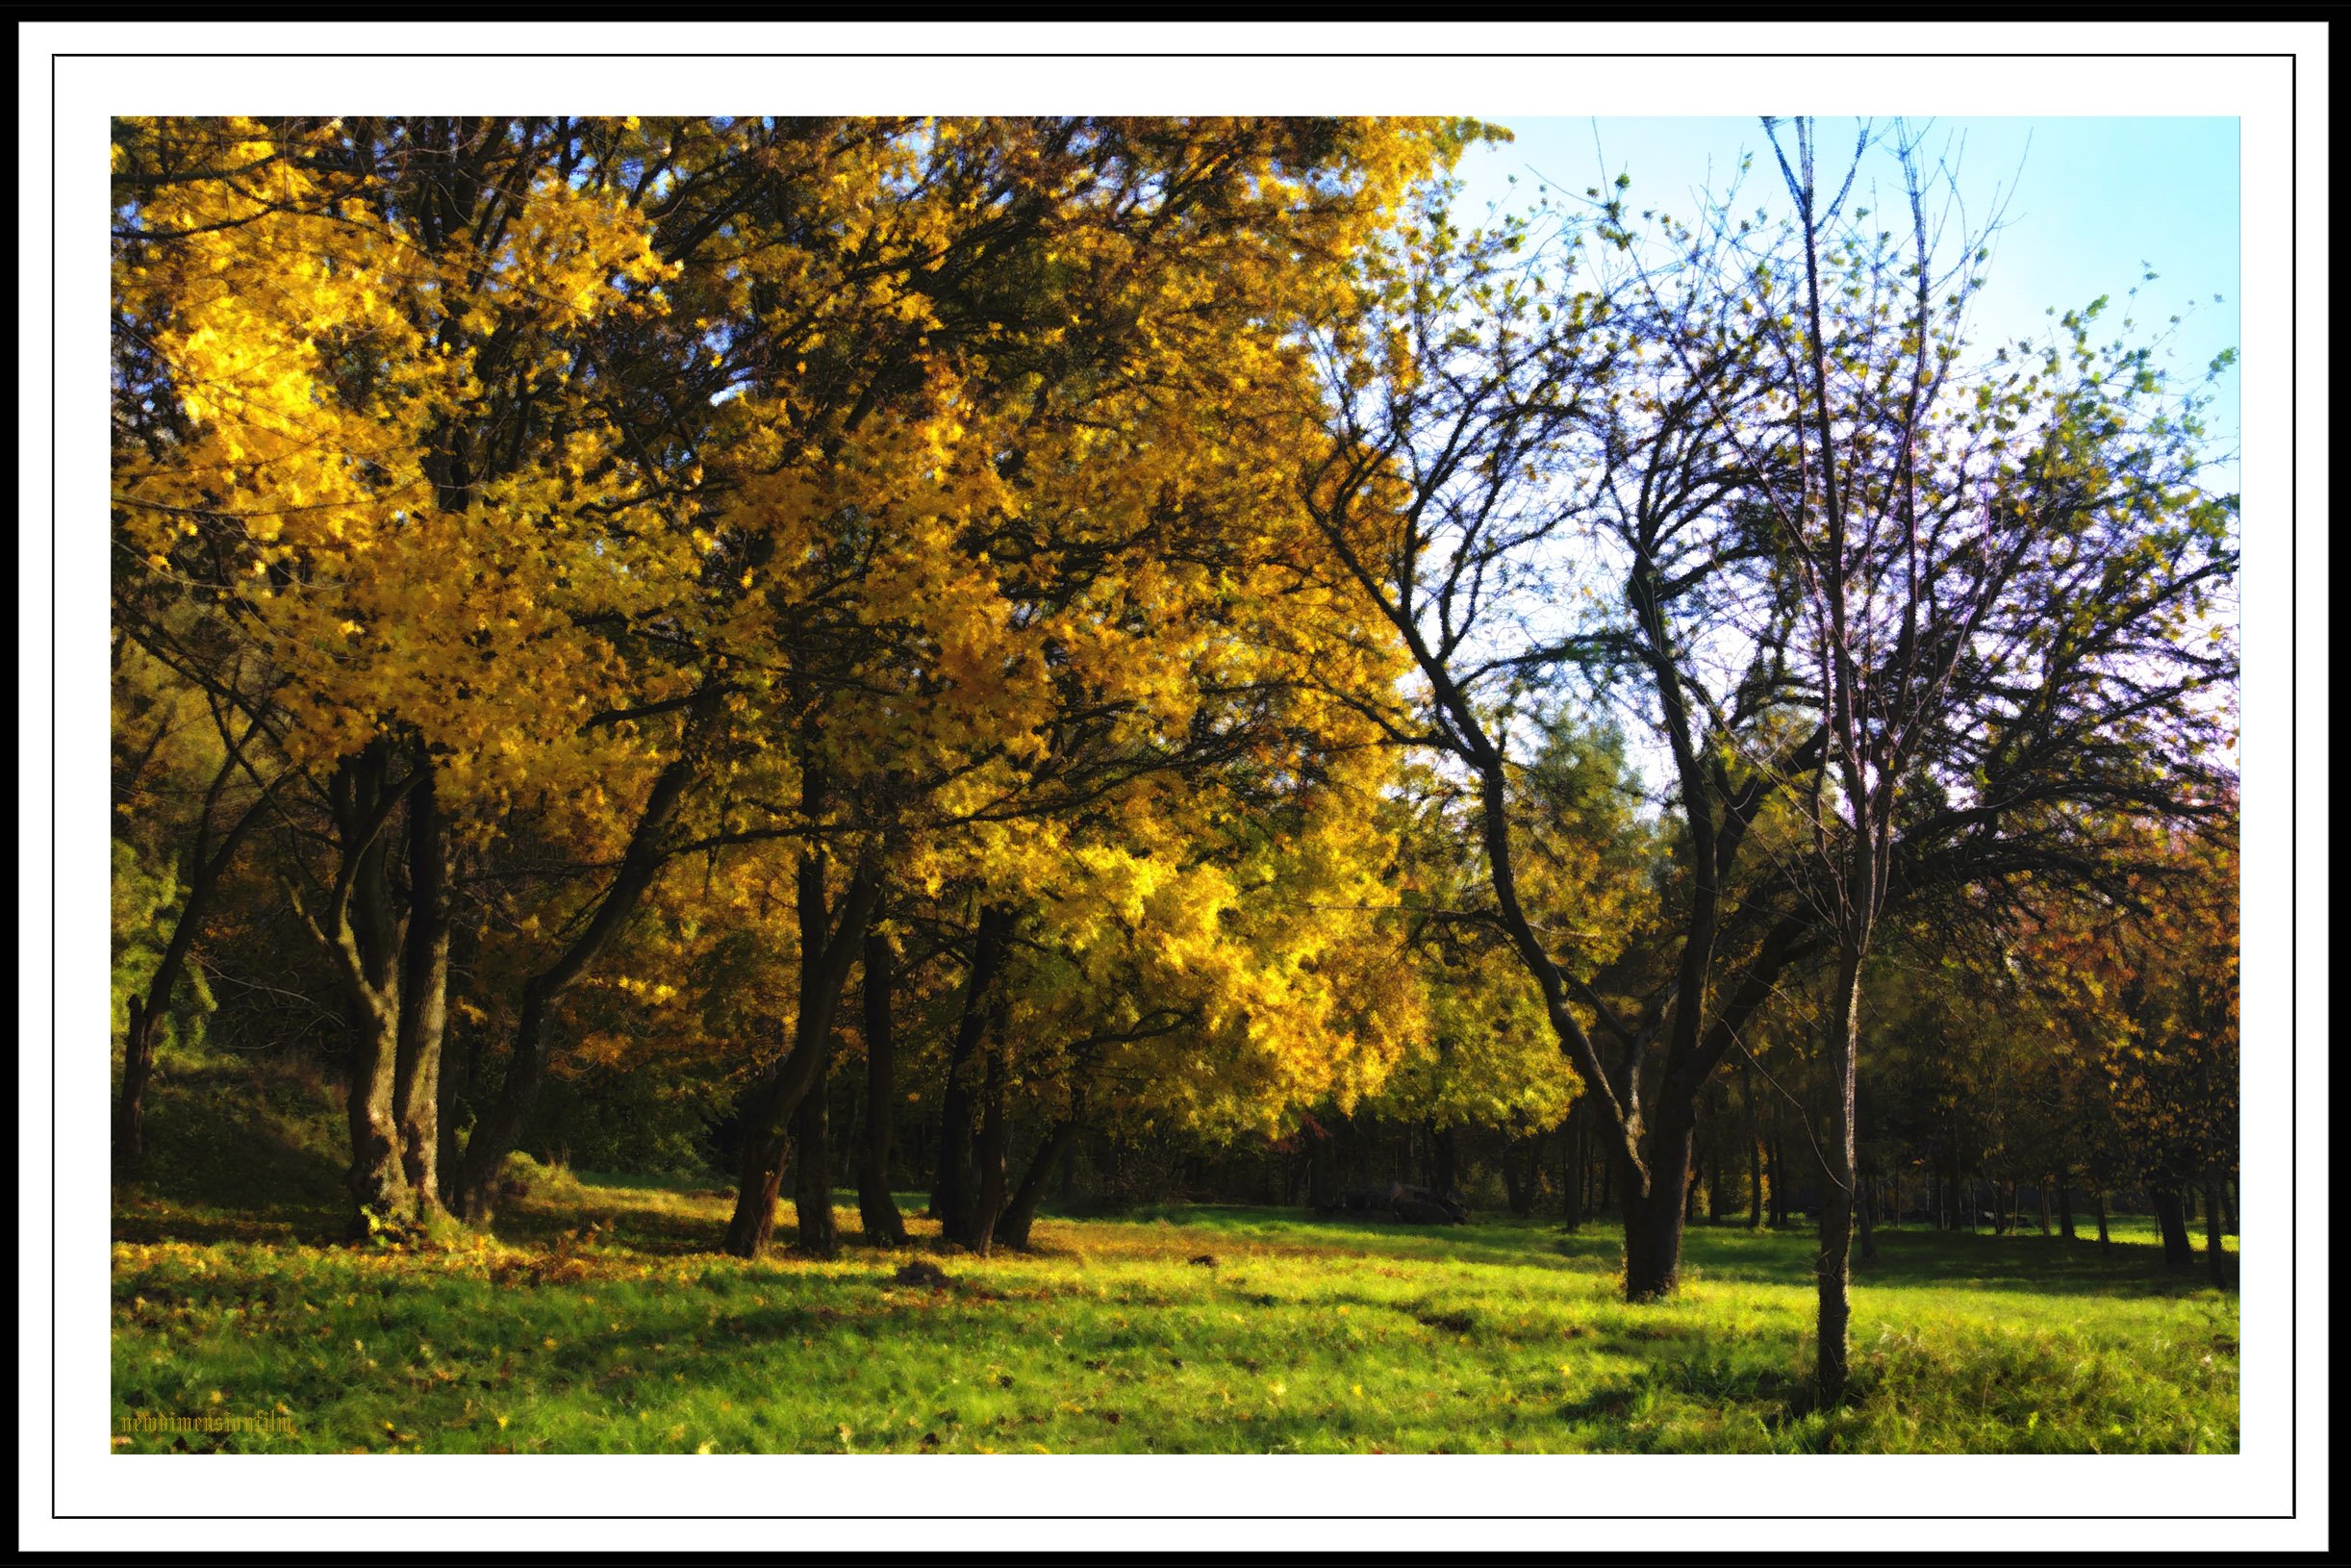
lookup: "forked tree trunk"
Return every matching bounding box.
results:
[717,832,884,1259]
[456,756,697,1222]
[953,1045,1011,1254]
[854,929,908,1248]
[995,1115,1080,1251]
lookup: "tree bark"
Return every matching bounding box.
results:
[2152,1184,2194,1271]
[1745,1065,1763,1229]
[995,1114,1080,1251]
[455,755,697,1221]
[725,1132,789,1257]
[392,753,448,1215]
[932,906,1012,1240]
[791,1050,837,1258]
[1622,1110,1694,1301]
[952,1041,1011,1253]
[114,746,273,1171]
[2202,1174,2228,1286]
[2059,1176,2076,1240]
[719,847,884,1258]
[2094,1188,2111,1249]
[322,741,416,1235]
[1815,935,1865,1407]
[854,928,908,1248]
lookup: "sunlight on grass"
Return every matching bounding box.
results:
[111,1176,2237,1455]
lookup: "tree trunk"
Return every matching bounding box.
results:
[1621,1180,1686,1302]
[952,1044,1011,1254]
[791,1049,837,1259]
[1815,937,1864,1408]
[932,906,1012,1239]
[344,1005,411,1234]
[715,828,886,1259]
[854,928,908,1248]
[392,756,448,1217]
[724,1132,789,1257]
[1621,1111,1693,1302]
[1745,1068,1763,1230]
[996,1114,1080,1251]
[2059,1176,2076,1240]
[114,738,275,1171]
[1767,1134,1788,1229]
[328,742,414,1236]
[2202,1174,2228,1286]
[2037,1178,2052,1237]
[2094,1188,2111,1249]
[2151,1184,2194,1271]
[115,998,165,1174]
[455,756,697,1221]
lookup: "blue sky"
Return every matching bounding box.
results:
[1451,116,2241,453]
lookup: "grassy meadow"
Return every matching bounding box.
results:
[112,1060,2237,1456]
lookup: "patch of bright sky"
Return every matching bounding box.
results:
[1452,116,2240,456]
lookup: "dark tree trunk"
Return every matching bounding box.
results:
[724,1133,789,1257]
[932,907,1012,1238]
[116,997,164,1174]
[2202,1175,2228,1286]
[2037,1178,2053,1237]
[1856,1174,1879,1264]
[2094,1188,2111,1249]
[995,1114,1080,1251]
[328,742,414,1235]
[952,1044,1011,1254]
[115,736,275,1172]
[1745,1066,1763,1229]
[1767,1134,1788,1229]
[1621,1111,1693,1302]
[854,928,907,1248]
[2152,1184,2194,1271]
[1815,935,1865,1409]
[791,1049,837,1259]
[718,840,885,1258]
[1621,1182,1687,1303]
[456,756,697,1222]
[2059,1176,2076,1240]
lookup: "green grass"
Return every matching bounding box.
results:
[112,1171,2238,1455]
